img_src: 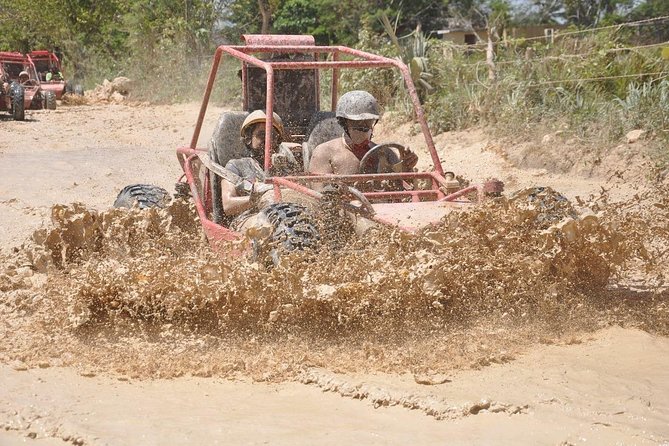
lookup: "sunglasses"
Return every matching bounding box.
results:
[350,125,374,133]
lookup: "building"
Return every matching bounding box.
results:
[437,19,566,45]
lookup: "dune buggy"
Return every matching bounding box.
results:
[0,51,56,118]
[0,53,25,121]
[116,34,502,256]
[27,50,83,99]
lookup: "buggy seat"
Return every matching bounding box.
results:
[208,111,250,224]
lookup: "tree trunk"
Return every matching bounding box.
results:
[486,26,496,82]
[258,0,271,34]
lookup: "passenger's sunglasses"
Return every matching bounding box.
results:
[350,126,373,133]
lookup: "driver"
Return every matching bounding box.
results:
[308,90,418,179]
[221,110,299,229]
[18,71,30,85]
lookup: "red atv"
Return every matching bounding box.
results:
[0,51,56,118]
[115,35,502,259]
[27,50,83,99]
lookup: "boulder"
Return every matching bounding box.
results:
[626,129,646,144]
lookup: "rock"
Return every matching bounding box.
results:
[626,129,646,144]
[542,130,564,144]
[88,76,133,103]
[469,399,491,414]
[414,373,451,385]
[11,360,28,371]
[110,91,125,103]
[110,76,132,95]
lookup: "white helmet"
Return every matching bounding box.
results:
[336,90,380,120]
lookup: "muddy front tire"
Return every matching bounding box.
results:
[45,91,57,110]
[113,184,170,209]
[10,83,25,121]
[256,202,320,262]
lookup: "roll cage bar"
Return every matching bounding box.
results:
[187,35,444,176]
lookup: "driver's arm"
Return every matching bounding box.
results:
[384,147,418,172]
[400,149,418,171]
[221,178,253,216]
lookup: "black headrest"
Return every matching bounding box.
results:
[208,111,251,167]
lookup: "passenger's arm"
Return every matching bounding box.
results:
[221,178,253,216]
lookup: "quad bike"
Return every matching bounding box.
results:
[0,52,56,115]
[115,34,503,258]
[27,50,84,99]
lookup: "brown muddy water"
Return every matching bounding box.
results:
[1,186,667,383]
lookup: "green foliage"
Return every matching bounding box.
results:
[378,12,434,103]
[563,0,633,26]
[630,0,669,42]
[223,0,452,46]
[0,0,128,83]
[219,0,261,42]
[119,0,217,101]
[1,0,667,120]
[272,0,320,39]
[338,27,402,110]
[272,0,352,45]
[515,0,566,24]
[413,26,669,157]
[0,0,217,100]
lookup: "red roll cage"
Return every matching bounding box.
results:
[176,35,501,247]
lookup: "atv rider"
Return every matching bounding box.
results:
[46,67,63,82]
[221,110,299,231]
[18,71,30,85]
[308,90,418,181]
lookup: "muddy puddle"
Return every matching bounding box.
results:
[1,186,667,382]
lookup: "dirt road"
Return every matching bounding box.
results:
[1,104,668,445]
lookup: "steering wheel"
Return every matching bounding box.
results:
[358,142,408,174]
[323,183,375,216]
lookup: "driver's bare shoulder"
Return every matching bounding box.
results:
[311,138,338,160]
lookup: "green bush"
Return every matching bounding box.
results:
[389,30,669,152]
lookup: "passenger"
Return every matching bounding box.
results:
[46,67,63,82]
[221,110,298,222]
[308,90,418,177]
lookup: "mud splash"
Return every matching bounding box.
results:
[1,187,667,381]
